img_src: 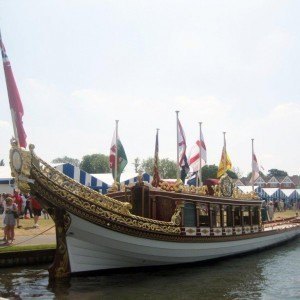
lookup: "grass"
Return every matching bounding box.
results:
[274,210,299,220]
[6,217,56,237]
[0,243,56,253]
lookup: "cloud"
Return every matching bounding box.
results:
[0,120,10,128]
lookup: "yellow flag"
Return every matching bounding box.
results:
[217,147,232,178]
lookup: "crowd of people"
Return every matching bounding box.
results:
[261,198,299,222]
[0,190,47,245]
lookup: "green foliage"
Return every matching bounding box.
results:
[52,156,80,167]
[160,158,177,179]
[80,154,110,173]
[141,157,177,179]
[202,165,218,182]
[0,159,4,166]
[267,169,288,177]
[226,169,238,179]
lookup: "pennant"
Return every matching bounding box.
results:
[151,130,160,187]
[0,33,27,148]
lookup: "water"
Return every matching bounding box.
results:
[1,238,300,299]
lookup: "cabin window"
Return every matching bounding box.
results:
[226,206,233,227]
[253,206,260,225]
[198,203,209,226]
[234,207,241,226]
[183,202,197,227]
[243,207,250,225]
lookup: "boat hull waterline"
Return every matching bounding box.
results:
[67,214,300,273]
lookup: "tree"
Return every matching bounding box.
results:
[226,169,238,179]
[160,158,177,179]
[52,156,81,167]
[202,165,218,182]
[0,159,4,166]
[267,169,288,177]
[80,154,110,174]
[141,157,177,179]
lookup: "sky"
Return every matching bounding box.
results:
[0,0,299,176]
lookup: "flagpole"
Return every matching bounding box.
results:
[115,120,119,184]
[198,122,203,187]
[176,111,180,180]
[223,132,226,177]
[251,138,254,192]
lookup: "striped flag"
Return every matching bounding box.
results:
[0,32,27,148]
[188,130,207,172]
[151,129,160,187]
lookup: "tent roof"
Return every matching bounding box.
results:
[262,188,279,196]
[237,186,258,193]
[280,189,296,197]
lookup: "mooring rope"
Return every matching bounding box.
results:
[0,225,56,251]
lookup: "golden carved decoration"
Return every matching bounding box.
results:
[171,202,183,226]
[30,161,180,234]
[159,179,183,192]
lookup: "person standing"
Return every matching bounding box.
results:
[30,196,42,228]
[3,197,17,244]
[23,194,33,218]
[13,190,22,228]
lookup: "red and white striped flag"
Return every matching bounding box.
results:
[0,32,27,148]
[188,130,207,172]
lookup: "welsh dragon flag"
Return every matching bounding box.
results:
[109,129,128,183]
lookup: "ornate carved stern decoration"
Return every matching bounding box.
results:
[9,139,71,279]
[48,208,71,280]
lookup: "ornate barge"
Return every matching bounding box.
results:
[9,141,300,279]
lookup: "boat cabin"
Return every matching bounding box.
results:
[108,183,262,236]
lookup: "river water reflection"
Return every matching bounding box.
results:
[1,238,300,299]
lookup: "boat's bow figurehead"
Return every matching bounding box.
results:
[9,138,34,194]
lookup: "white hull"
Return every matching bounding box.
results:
[66,214,300,274]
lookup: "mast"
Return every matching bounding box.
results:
[198,122,203,187]
[251,138,254,192]
[176,111,180,180]
[223,131,226,176]
[114,120,119,184]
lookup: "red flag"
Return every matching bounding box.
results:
[0,33,27,148]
